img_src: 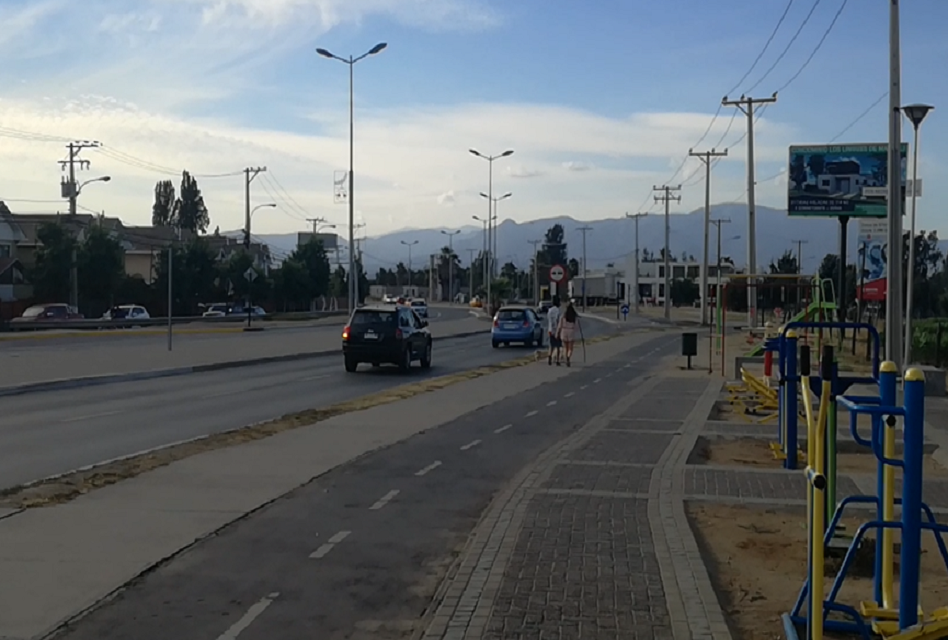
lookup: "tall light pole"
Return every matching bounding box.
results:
[710,219,733,339]
[654,185,681,320]
[316,41,388,314]
[67,175,111,308]
[625,213,647,314]
[577,226,592,311]
[902,103,934,366]
[886,1,903,372]
[441,230,460,303]
[470,148,513,311]
[528,239,542,305]
[689,148,728,325]
[472,214,491,291]
[401,239,418,294]
[479,192,512,276]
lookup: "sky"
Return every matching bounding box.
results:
[0,0,946,240]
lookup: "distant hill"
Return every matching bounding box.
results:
[235,204,919,275]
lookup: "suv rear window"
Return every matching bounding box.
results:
[496,309,525,321]
[410,300,425,306]
[351,310,396,325]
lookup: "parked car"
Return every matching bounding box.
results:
[102,304,150,321]
[230,304,266,317]
[11,303,83,323]
[342,304,432,373]
[491,305,544,348]
[409,298,429,318]
[202,303,231,317]
[382,294,398,303]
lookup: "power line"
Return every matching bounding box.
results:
[264,172,313,219]
[745,0,824,94]
[729,0,798,93]
[829,91,886,143]
[774,0,849,94]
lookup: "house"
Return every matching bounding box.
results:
[205,230,272,274]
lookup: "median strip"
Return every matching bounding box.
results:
[0,342,595,511]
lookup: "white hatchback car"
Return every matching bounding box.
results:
[409,298,428,318]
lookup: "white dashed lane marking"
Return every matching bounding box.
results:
[594,378,603,383]
[494,424,512,434]
[61,410,122,423]
[580,385,588,390]
[525,410,538,417]
[415,461,442,476]
[546,400,557,407]
[564,392,575,398]
[309,530,351,559]
[369,490,400,510]
[460,439,482,451]
[215,592,280,639]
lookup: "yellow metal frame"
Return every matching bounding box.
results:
[801,368,831,640]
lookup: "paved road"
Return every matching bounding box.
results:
[0,307,474,353]
[50,332,678,640]
[1,315,618,490]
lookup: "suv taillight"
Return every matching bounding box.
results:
[493,319,499,327]
[522,320,530,327]
[342,326,350,340]
[396,328,403,340]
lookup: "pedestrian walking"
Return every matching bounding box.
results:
[547,295,562,366]
[557,301,578,367]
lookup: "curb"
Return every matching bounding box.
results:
[0,329,490,398]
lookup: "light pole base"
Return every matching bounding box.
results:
[243,326,265,333]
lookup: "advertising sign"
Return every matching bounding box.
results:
[787,143,907,218]
[856,219,887,302]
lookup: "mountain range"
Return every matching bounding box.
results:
[237,204,917,276]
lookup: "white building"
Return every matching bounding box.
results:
[621,255,740,308]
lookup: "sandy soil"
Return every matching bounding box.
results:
[697,436,948,479]
[688,502,948,640]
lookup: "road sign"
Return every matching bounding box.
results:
[244,267,258,282]
[620,303,629,320]
[549,264,566,283]
[333,170,348,204]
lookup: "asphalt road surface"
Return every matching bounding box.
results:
[1,314,621,489]
[0,307,474,353]
[51,332,678,640]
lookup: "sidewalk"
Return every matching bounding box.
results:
[0,329,655,640]
[0,316,489,394]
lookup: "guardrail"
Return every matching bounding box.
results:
[0,310,349,332]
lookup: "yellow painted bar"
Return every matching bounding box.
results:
[811,379,832,640]
[882,363,899,610]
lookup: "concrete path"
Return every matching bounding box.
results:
[0,329,665,640]
[0,311,484,392]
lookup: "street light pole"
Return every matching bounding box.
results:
[316,41,387,315]
[67,175,111,309]
[625,213,647,314]
[441,230,460,303]
[470,148,513,312]
[401,239,418,295]
[528,239,542,305]
[577,226,592,311]
[901,103,934,366]
[710,218,732,339]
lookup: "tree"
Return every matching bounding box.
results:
[344,257,369,303]
[175,170,210,234]
[272,259,311,311]
[438,245,460,300]
[770,250,798,275]
[330,265,347,298]
[77,223,125,316]
[154,238,221,315]
[152,180,176,227]
[291,238,331,303]
[670,278,699,306]
[30,222,77,303]
[539,224,568,274]
[567,258,580,278]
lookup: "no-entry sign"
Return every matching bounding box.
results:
[549,264,566,283]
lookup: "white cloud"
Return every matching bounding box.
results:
[507,165,544,179]
[437,190,457,205]
[562,161,592,172]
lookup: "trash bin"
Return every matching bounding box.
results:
[681,332,698,357]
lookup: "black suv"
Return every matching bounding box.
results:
[342,304,432,373]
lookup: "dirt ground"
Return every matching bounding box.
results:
[689,502,948,640]
[697,435,948,479]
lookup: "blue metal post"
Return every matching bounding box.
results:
[899,368,925,628]
[784,331,799,470]
[875,362,897,606]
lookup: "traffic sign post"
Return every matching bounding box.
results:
[244,267,258,330]
[549,264,566,298]
[621,303,630,321]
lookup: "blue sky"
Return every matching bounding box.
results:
[0,0,945,240]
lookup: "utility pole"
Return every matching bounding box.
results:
[792,239,808,273]
[466,248,477,298]
[577,226,592,311]
[528,239,542,305]
[710,218,731,337]
[653,185,682,320]
[625,213,647,314]
[244,167,267,248]
[59,141,100,308]
[689,148,728,326]
[886,1,904,371]
[723,93,777,328]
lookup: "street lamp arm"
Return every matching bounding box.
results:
[76,175,111,194]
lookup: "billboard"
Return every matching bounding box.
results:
[787,143,907,218]
[856,219,887,302]
[297,232,339,250]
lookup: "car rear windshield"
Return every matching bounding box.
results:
[410,300,425,306]
[496,309,526,321]
[351,310,396,325]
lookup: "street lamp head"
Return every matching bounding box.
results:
[500,192,512,200]
[100,176,112,182]
[902,103,934,128]
[469,149,482,158]
[315,48,334,58]
[479,192,489,199]
[368,42,387,55]
[501,150,514,157]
